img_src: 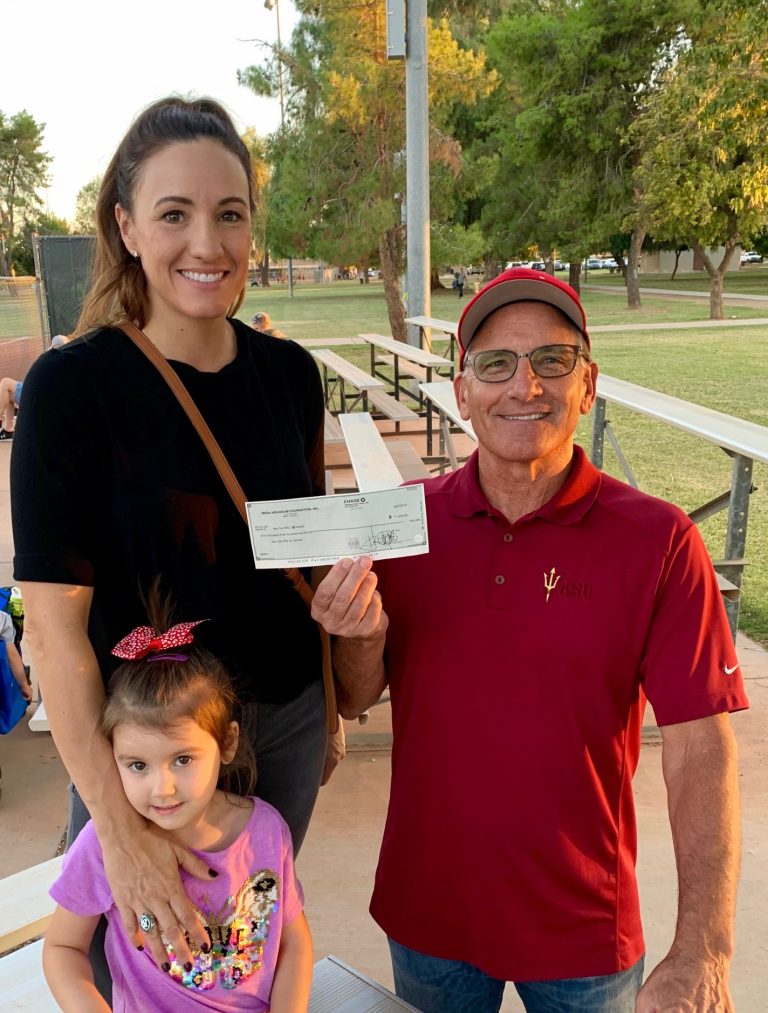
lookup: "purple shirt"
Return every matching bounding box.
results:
[51,798,303,1012]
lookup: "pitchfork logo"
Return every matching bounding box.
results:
[543,567,561,603]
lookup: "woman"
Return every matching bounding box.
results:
[11,97,328,990]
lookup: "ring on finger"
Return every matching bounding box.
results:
[139,911,157,934]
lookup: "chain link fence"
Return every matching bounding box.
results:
[0,277,46,380]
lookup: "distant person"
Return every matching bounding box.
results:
[313,267,747,1012]
[0,336,68,439]
[456,267,466,298]
[251,312,286,339]
[44,594,312,1011]
[0,609,31,702]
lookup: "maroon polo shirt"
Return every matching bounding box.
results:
[371,447,748,982]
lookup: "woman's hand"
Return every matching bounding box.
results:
[311,556,388,640]
[101,817,216,969]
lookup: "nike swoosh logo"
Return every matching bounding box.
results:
[724,664,739,675]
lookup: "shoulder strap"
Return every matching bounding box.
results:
[118,322,337,731]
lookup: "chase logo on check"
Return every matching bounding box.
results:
[542,566,592,603]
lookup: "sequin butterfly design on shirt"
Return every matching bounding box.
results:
[166,869,280,992]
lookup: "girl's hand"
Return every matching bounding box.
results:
[101,818,216,970]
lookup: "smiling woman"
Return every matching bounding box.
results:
[11,96,328,1005]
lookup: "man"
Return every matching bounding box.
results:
[312,268,747,1012]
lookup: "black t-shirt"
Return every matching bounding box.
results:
[11,320,325,704]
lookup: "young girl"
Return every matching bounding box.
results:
[43,609,313,1012]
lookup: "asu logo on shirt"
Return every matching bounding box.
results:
[543,566,592,603]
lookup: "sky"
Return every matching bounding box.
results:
[4,0,300,222]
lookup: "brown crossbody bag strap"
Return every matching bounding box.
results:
[119,321,338,734]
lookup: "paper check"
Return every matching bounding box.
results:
[246,485,429,568]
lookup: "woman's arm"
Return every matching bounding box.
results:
[43,907,109,1013]
[269,912,313,1012]
[21,581,214,969]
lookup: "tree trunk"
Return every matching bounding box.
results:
[379,227,407,342]
[626,226,646,310]
[670,249,681,281]
[568,262,581,294]
[431,269,446,290]
[261,250,270,287]
[692,233,737,320]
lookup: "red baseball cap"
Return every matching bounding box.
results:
[457,268,590,368]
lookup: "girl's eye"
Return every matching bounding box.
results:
[220,210,243,223]
[175,755,193,767]
[162,210,184,224]
[128,761,147,773]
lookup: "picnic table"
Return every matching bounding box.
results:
[592,375,768,637]
[419,381,475,470]
[312,349,420,431]
[360,333,453,454]
[404,315,459,361]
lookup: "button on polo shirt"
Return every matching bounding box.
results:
[372,447,748,983]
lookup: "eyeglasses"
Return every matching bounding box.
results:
[464,344,588,383]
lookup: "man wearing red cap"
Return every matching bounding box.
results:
[313,268,747,1012]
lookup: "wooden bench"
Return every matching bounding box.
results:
[339,413,428,492]
[0,862,415,1011]
[324,409,345,443]
[419,381,476,471]
[360,333,453,451]
[404,314,459,361]
[312,349,419,429]
[312,349,386,415]
[592,375,768,637]
[0,948,416,1012]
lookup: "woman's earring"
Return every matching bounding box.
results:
[130,250,139,259]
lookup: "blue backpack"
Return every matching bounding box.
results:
[0,643,26,734]
[0,588,27,733]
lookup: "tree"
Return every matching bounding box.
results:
[12,211,69,276]
[628,0,768,318]
[73,176,102,235]
[241,129,271,285]
[0,110,51,276]
[480,0,693,303]
[239,1,495,340]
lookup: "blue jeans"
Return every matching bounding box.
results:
[388,938,644,1013]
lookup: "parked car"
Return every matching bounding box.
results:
[467,265,485,275]
[584,258,603,270]
[529,260,546,271]
[601,257,619,271]
[741,251,762,264]
[554,260,566,272]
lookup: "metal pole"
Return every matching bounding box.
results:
[266,0,293,298]
[590,398,606,469]
[722,452,753,637]
[405,0,430,347]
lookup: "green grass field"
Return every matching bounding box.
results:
[239,281,768,647]
[584,265,768,294]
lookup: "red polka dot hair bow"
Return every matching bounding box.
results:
[111,621,206,660]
